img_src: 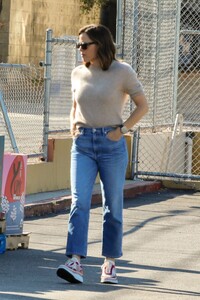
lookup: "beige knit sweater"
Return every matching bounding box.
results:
[71,60,144,128]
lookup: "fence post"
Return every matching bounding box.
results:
[116,0,123,57]
[42,29,53,161]
[172,0,181,123]
[131,127,140,180]
[0,91,19,153]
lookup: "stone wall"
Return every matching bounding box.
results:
[0,0,100,64]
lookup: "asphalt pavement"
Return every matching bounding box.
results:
[0,185,200,300]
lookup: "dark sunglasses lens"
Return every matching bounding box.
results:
[81,44,88,50]
[76,43,88,50]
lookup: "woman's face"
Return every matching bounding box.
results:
[78,33,99,66]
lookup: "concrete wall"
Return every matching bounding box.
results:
[0,0,100,64]
[25,132,200,195]
[26,135,133,195]
[26,138,72,194]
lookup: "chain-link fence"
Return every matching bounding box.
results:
[122,0,179,128]
[48,35,78,133]
[0,32,78,160]
[0,64,44,158]
[0,0,199,180]
[120,0,200,180]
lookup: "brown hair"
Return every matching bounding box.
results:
[78,24,116,71]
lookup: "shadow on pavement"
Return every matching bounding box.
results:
[0,249,200,299]
[1,188,200,299]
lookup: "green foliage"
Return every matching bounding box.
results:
[80,0,108,13]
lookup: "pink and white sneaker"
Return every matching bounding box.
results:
[101,260,118,284]
[57,257,83,283]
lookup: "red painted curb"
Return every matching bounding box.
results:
[24,181,162,218]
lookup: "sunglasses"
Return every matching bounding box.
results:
[76,42,97,50]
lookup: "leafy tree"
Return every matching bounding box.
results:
[80,0,109,13]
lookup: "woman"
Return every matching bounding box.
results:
[57,24,148,284]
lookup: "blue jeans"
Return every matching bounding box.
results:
[66,127,128,258]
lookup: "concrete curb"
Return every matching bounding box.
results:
[24,181,162,218]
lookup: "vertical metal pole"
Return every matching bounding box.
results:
[116,0,123,58]
[131,127,140,179]
[172,0,181,122]
[165,113,183,172]
[129,0,139,114]
[152,1,162,130]
[42,29,52,161]
[132,0,139,70]
[0,91,19,153]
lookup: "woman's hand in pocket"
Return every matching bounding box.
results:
[106,127,123,141]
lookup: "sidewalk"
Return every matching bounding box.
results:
[0,185,200,300]
[24,180,162,218]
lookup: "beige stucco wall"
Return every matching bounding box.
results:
[26,135,133,195]
[0,0,100,64]
[26,138,72,194]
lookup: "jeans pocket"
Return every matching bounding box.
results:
[106,136,120,143]
[105,131,122,143]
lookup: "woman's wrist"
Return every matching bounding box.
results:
[119,125,129,134]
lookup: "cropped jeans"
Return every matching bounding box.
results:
[66,127,128,259]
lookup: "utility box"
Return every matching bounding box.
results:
[0,136,5,235]
[1,153,27,235]
[0,136,4,213]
